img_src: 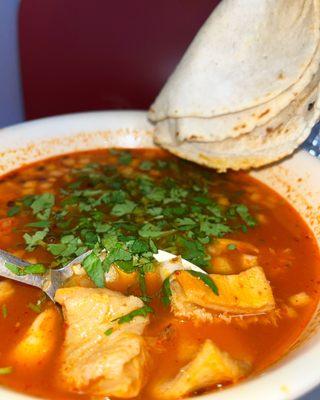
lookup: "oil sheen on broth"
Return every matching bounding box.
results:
[0,149,319,400]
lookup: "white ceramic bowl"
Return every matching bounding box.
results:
[0,111,319,400]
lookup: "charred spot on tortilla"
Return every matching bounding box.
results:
[308,102,315,111]
[233,123,247,131]
[189,135,199,140]
[258,109,270,119]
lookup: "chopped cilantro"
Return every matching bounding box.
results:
[82,252,105,288]
[104,328,113,336]
[146,187,166,202]
[27,220,51,228]
[241,225,248,233]
[235,204,256,227]
[131,239,149,254]
[28,302,42,313]
[147,206,163,216]
[104,244,133,272]
[161,276,172,306]
[103,235,118,251]
[47,243,67,256]
[23,264,47,274]
[227,243,237,250]
[149,239,157,254]
[138,223,164,238]
[7,204,20,217]
[119,152,132,165]
[2,304,8,319]
[10,150,257,304]
[115,305,154,324]
[138,271,148,299]
[139,161,153,171]
[156,160,168,169]
[177,237,209,268]
[5,262,47,276]
[0,367,13,375]
[175,217,197,230]
[30,193,55,214]
[187,270,219,295]
[111,200,137,216]
[23,229,49,251]
[200,220,231,237]
[4,262,21,275]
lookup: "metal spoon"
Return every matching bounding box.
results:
[0,249,206,302]
[0,249,92,301]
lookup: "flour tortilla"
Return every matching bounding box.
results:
[154,77,320,171]
[149,0,320,131]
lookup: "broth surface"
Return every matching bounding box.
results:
[0,149,319,400]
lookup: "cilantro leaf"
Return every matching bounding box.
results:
[169,187,188,201]
[30,193,55,214]
[139,161,153,171]
[47,243,67,256]
[235,204,256,227]
[102,235,118,251]
[161,276,172,306]
[187,270,219,295]
[23,264,47,274]
[5,262,47,276]
[177,236,209,268]
[4,263,21,275]
[23,229,49,251]
[194,196,212,205]
[111,200,137,216]
[200,220,231,237]
[119,152,132,165]
[115,305,154,324]
[156,160,168,169]
[104,244,133,272]
[104,328,113,336]
[2,304,8,319]
[28,302,42,313]
[131,239,149,254]
[7,205,20,217]
[138,271,148,298]
[82,253,105,288]
[27,220,51,228]
[149,239,157,253]
[146,187,166,202]
[147,206,163,216]
[138,223,163,238]
[175,217,197,230]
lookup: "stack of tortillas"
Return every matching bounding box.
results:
[148,0,320,171]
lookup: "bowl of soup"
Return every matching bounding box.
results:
[0,111,319,400]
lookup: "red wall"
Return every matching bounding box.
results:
[19,0,219,120]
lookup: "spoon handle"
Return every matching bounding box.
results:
[0,249,45,289]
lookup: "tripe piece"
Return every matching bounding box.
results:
[152,339,250,399]
[11,307,61,365]
[170,266,275,320]
[55,287,150,398]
